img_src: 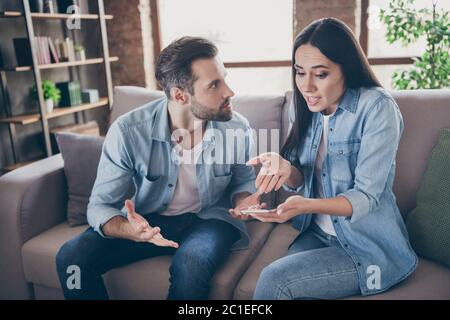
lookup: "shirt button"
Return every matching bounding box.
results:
[339,150,344,155]
[322,173,326,177]
[168,184,173,188]
[344,244,348,247]
[334,219,338,223]
[313,144,317,148]
[330,128,333,132]
[357,262,362,267]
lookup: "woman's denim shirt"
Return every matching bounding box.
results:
[285,87,418,295]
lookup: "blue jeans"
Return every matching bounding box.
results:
[253,222,361,300]
[56,213,239,300]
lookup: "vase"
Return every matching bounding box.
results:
[45,99,54,113]
[75,50,85,61]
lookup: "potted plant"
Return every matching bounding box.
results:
[74,45,86,61]
[379,0,450,89]
[30,80,61,113]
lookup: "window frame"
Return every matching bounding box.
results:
[150,0,292,70]
[359,0,414,65]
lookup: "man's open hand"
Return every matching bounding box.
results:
[125,200,179,248]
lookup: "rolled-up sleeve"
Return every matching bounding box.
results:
[340,97,403,223]
[87,119,135,237]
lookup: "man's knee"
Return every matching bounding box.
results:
[56,239,82,273]
[171,245,215,276]
[56,231,99,272]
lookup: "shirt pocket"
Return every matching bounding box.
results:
[328,140,360,183]
[136,174,164,202]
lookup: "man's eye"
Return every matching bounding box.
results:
[316,73,328,79]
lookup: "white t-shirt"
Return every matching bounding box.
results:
[160,140,203,216]
[313,111,337,236]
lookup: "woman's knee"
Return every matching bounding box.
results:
[254,261,289,299]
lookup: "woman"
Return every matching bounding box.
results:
[245,18,417,299]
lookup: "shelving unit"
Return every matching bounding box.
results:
[0,0,116,171]
[0,11,113,19]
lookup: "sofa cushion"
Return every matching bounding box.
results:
[391,89,450,217]
[110,86,165,125]
[55,132,104,226]
[406,128,450,268]
[22,220,275,299]
[234,223,450,300]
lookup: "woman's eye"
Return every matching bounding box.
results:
[295,71,305,76]
[316,73,328,79]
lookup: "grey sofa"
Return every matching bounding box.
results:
[1,86,449,300]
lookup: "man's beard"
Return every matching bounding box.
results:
[190,98,232,122]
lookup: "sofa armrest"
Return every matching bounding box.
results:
[0,154,68,299]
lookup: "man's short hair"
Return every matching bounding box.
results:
[155,36,218,98]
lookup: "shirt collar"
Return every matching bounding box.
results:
[151,98,215,144]
[337,87,360,114]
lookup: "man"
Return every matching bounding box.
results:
[56,37,262,300]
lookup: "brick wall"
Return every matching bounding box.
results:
[294,0,358,36]
[104,0,147,88]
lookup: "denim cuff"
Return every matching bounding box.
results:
[88,206,126,238]
[282,181,305,194]
[339,189,370,223]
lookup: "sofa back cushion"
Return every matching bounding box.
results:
[110,86,165,125]
[111,87,286,151]
[391,90,450,217]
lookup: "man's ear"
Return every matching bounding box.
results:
[170,87,190,106]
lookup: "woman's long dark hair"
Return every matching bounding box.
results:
[281,17,382,163]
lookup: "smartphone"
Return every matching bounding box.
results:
[240,209,275,215]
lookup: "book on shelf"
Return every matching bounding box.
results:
[13,36,79,67]
[13,38,33,66]
[56,0,85,14]
[56,81,82,107]
[48,38,59,63]
[65,37,75,62]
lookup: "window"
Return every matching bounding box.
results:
[156,0,293,94]
[362,0,450,89]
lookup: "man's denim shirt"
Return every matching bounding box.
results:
[87,97,257,250]
[284,87,418,295]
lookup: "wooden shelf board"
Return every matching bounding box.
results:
[0,98,108,125]
[0,11,113,19]
[46,98,109,120]
[0,66,33,72]
[1,57,118,72]
[39,57,104,70]
[0,11,22,17]
[32,13,113,20]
